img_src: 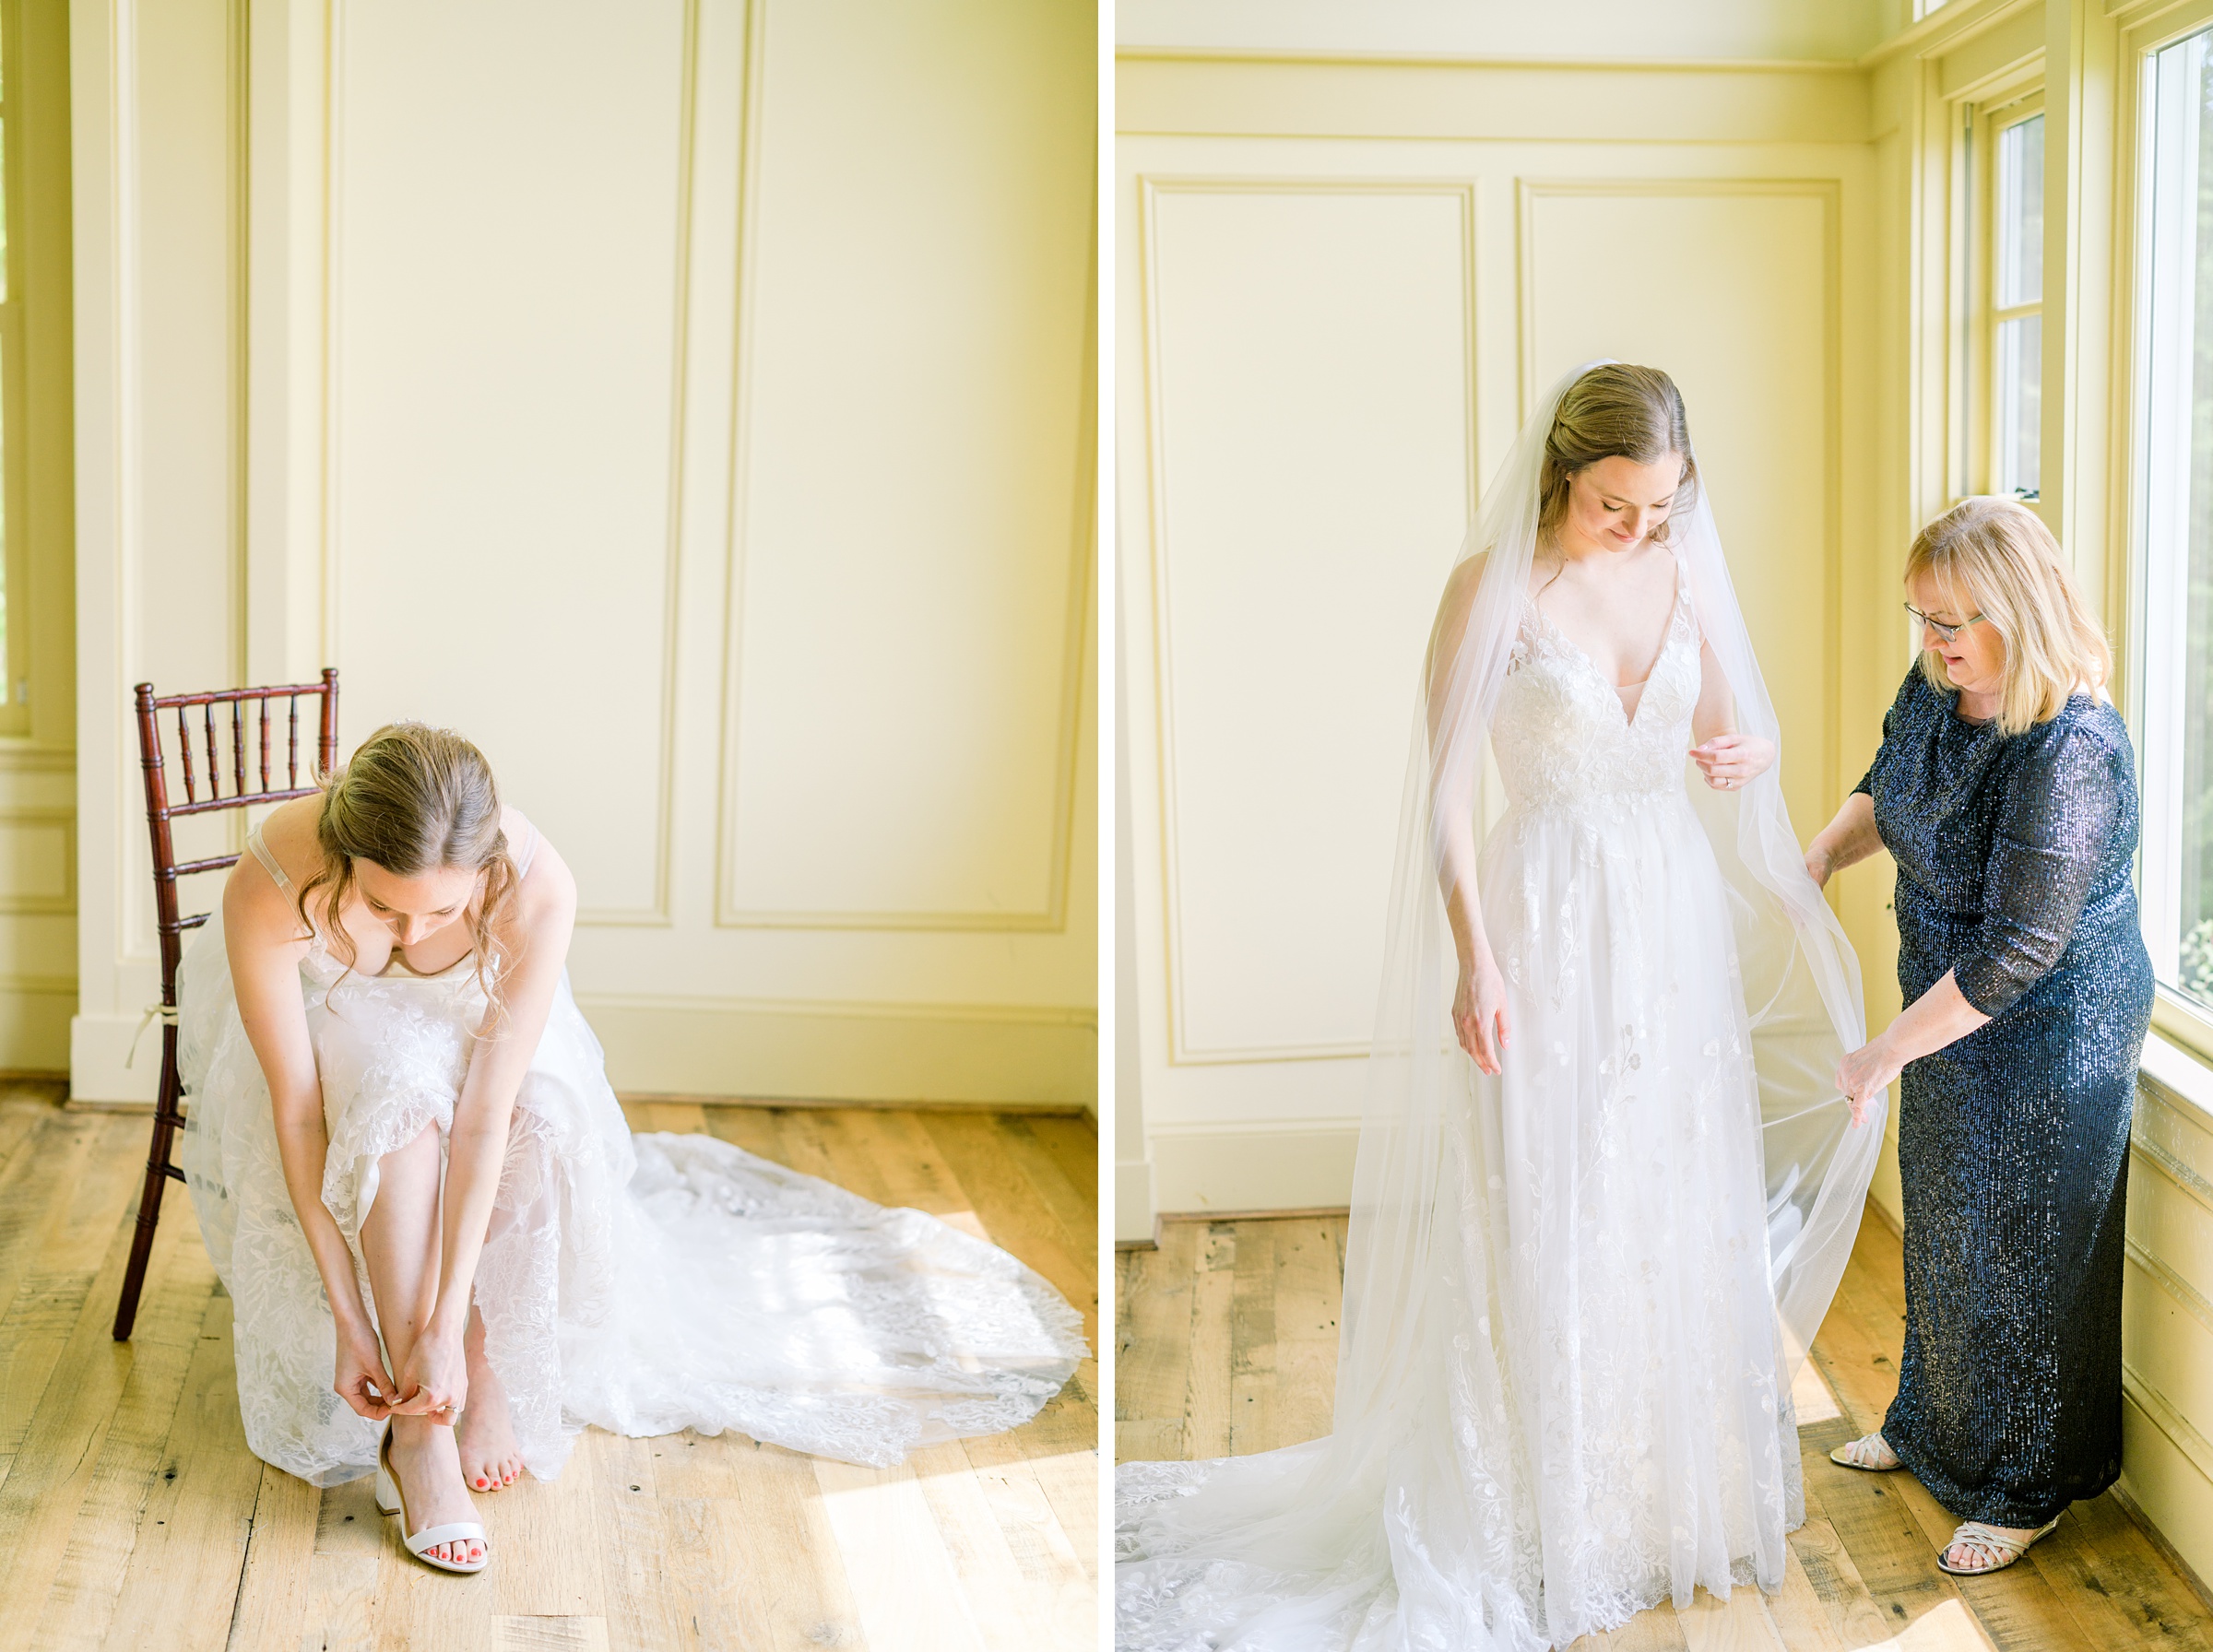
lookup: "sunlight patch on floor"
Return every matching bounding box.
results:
[1790,1352,1842,1425]
[1872,1599,1998,1651]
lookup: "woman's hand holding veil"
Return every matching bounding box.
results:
[1690,732,1775,791]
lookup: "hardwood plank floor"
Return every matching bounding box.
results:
[1116,1210,2213,1651]
[0,1088,1096,1652]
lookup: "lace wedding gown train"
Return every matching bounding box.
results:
[178,827,1085,1488]
[1117,560,1801,1650]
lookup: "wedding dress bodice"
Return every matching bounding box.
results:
[1491,562,1701,816]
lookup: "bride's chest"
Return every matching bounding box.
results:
[301,910,486,999]
[1496,616,1700,756]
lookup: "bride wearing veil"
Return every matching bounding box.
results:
[1117,362,1886,1649]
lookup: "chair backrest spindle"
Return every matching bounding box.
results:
[175,706,196,804]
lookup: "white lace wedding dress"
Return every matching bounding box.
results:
[1117,558,1801,1649]
[178,824,1085,1488]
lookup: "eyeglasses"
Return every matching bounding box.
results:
[1903,602,1985,644]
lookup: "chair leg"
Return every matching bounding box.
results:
[112,1055,183,1342]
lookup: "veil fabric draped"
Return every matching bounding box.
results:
[1116,362,1886,1651]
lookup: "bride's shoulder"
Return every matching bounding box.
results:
[499,807,575,919]
[1435,551,1506,618]
[254,795,323,879]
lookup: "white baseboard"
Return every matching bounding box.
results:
[1115,1154,1155,1245]
[72,1011,161,1103]
[1151,1122,1361,1214]
[72,998,1098,1108]
[571,995,1095,1105]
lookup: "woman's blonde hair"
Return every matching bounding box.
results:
[295,722,519,1024]
[1538,363,1699,545]
[1905,496,2112,737]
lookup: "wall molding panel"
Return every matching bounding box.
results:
[0,808,76,915]
[1140,176,1478,1068]
[318,0,698,929]
[713,0,1095,938]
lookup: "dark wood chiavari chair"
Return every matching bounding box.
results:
[112,669,338,1340]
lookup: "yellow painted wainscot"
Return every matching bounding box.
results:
[2119,1032,2213,1595]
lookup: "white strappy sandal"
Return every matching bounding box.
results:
[1828,1432,1901,1471]
[1936,1516,2060,1576]
[375,1422,490,1575]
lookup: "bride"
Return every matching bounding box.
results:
[1117,362,1884,1648]
[180,722,1084,1574]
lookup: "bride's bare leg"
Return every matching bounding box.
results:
[455,1304,525,1491]
[358,1122,484,1567]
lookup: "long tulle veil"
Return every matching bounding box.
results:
[1117,362,1887,1650]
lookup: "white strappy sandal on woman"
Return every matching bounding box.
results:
[375,1423,490,1575]
[1828,1432,1901,1471]
[1936,1516,2060,1576]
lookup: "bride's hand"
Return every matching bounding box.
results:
[1452,955,1511,1077]
[1691,734,1774,792]
[1834,1035,1899,1128]
[334,1319,397,1422]
[390,1322,468,1423]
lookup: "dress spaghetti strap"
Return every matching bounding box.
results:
[245,825,292,891]
[511,818,541,879]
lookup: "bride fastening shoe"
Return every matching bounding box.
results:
[375,1422,490,1575]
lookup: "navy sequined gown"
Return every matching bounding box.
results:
[1855,668,2154,1528]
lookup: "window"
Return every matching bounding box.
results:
[0,9,23,737]
[1984,100,2044,501]
[2138,23,2213,1017]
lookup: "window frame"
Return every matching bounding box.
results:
[2118,0,2213,1067]
[0,0,29,739]
[1963,87,2046,504]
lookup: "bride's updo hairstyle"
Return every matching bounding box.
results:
[295,722,520,1022]
[1536,362,1699,546]
[1906,496,2112,737]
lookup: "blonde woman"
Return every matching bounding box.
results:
[1804,497,2153,1575]
[180,724,1083,1575]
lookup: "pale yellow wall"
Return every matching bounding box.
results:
[1117,53,1880,1227]
[0,0,77,1071]
[71,0,1096,1105]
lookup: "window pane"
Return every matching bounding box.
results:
[1996,112,2043,310]
[1994,313,2040,498]
[2141,28,2213,1013]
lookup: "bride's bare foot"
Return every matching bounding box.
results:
[388,1418,485,1567]
[456,1333,525,1493]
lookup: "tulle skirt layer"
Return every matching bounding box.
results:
[1117,787,1800,1651]
[176,913,1085,1488]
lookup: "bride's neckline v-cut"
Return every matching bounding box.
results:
[1523,563,1690,730]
